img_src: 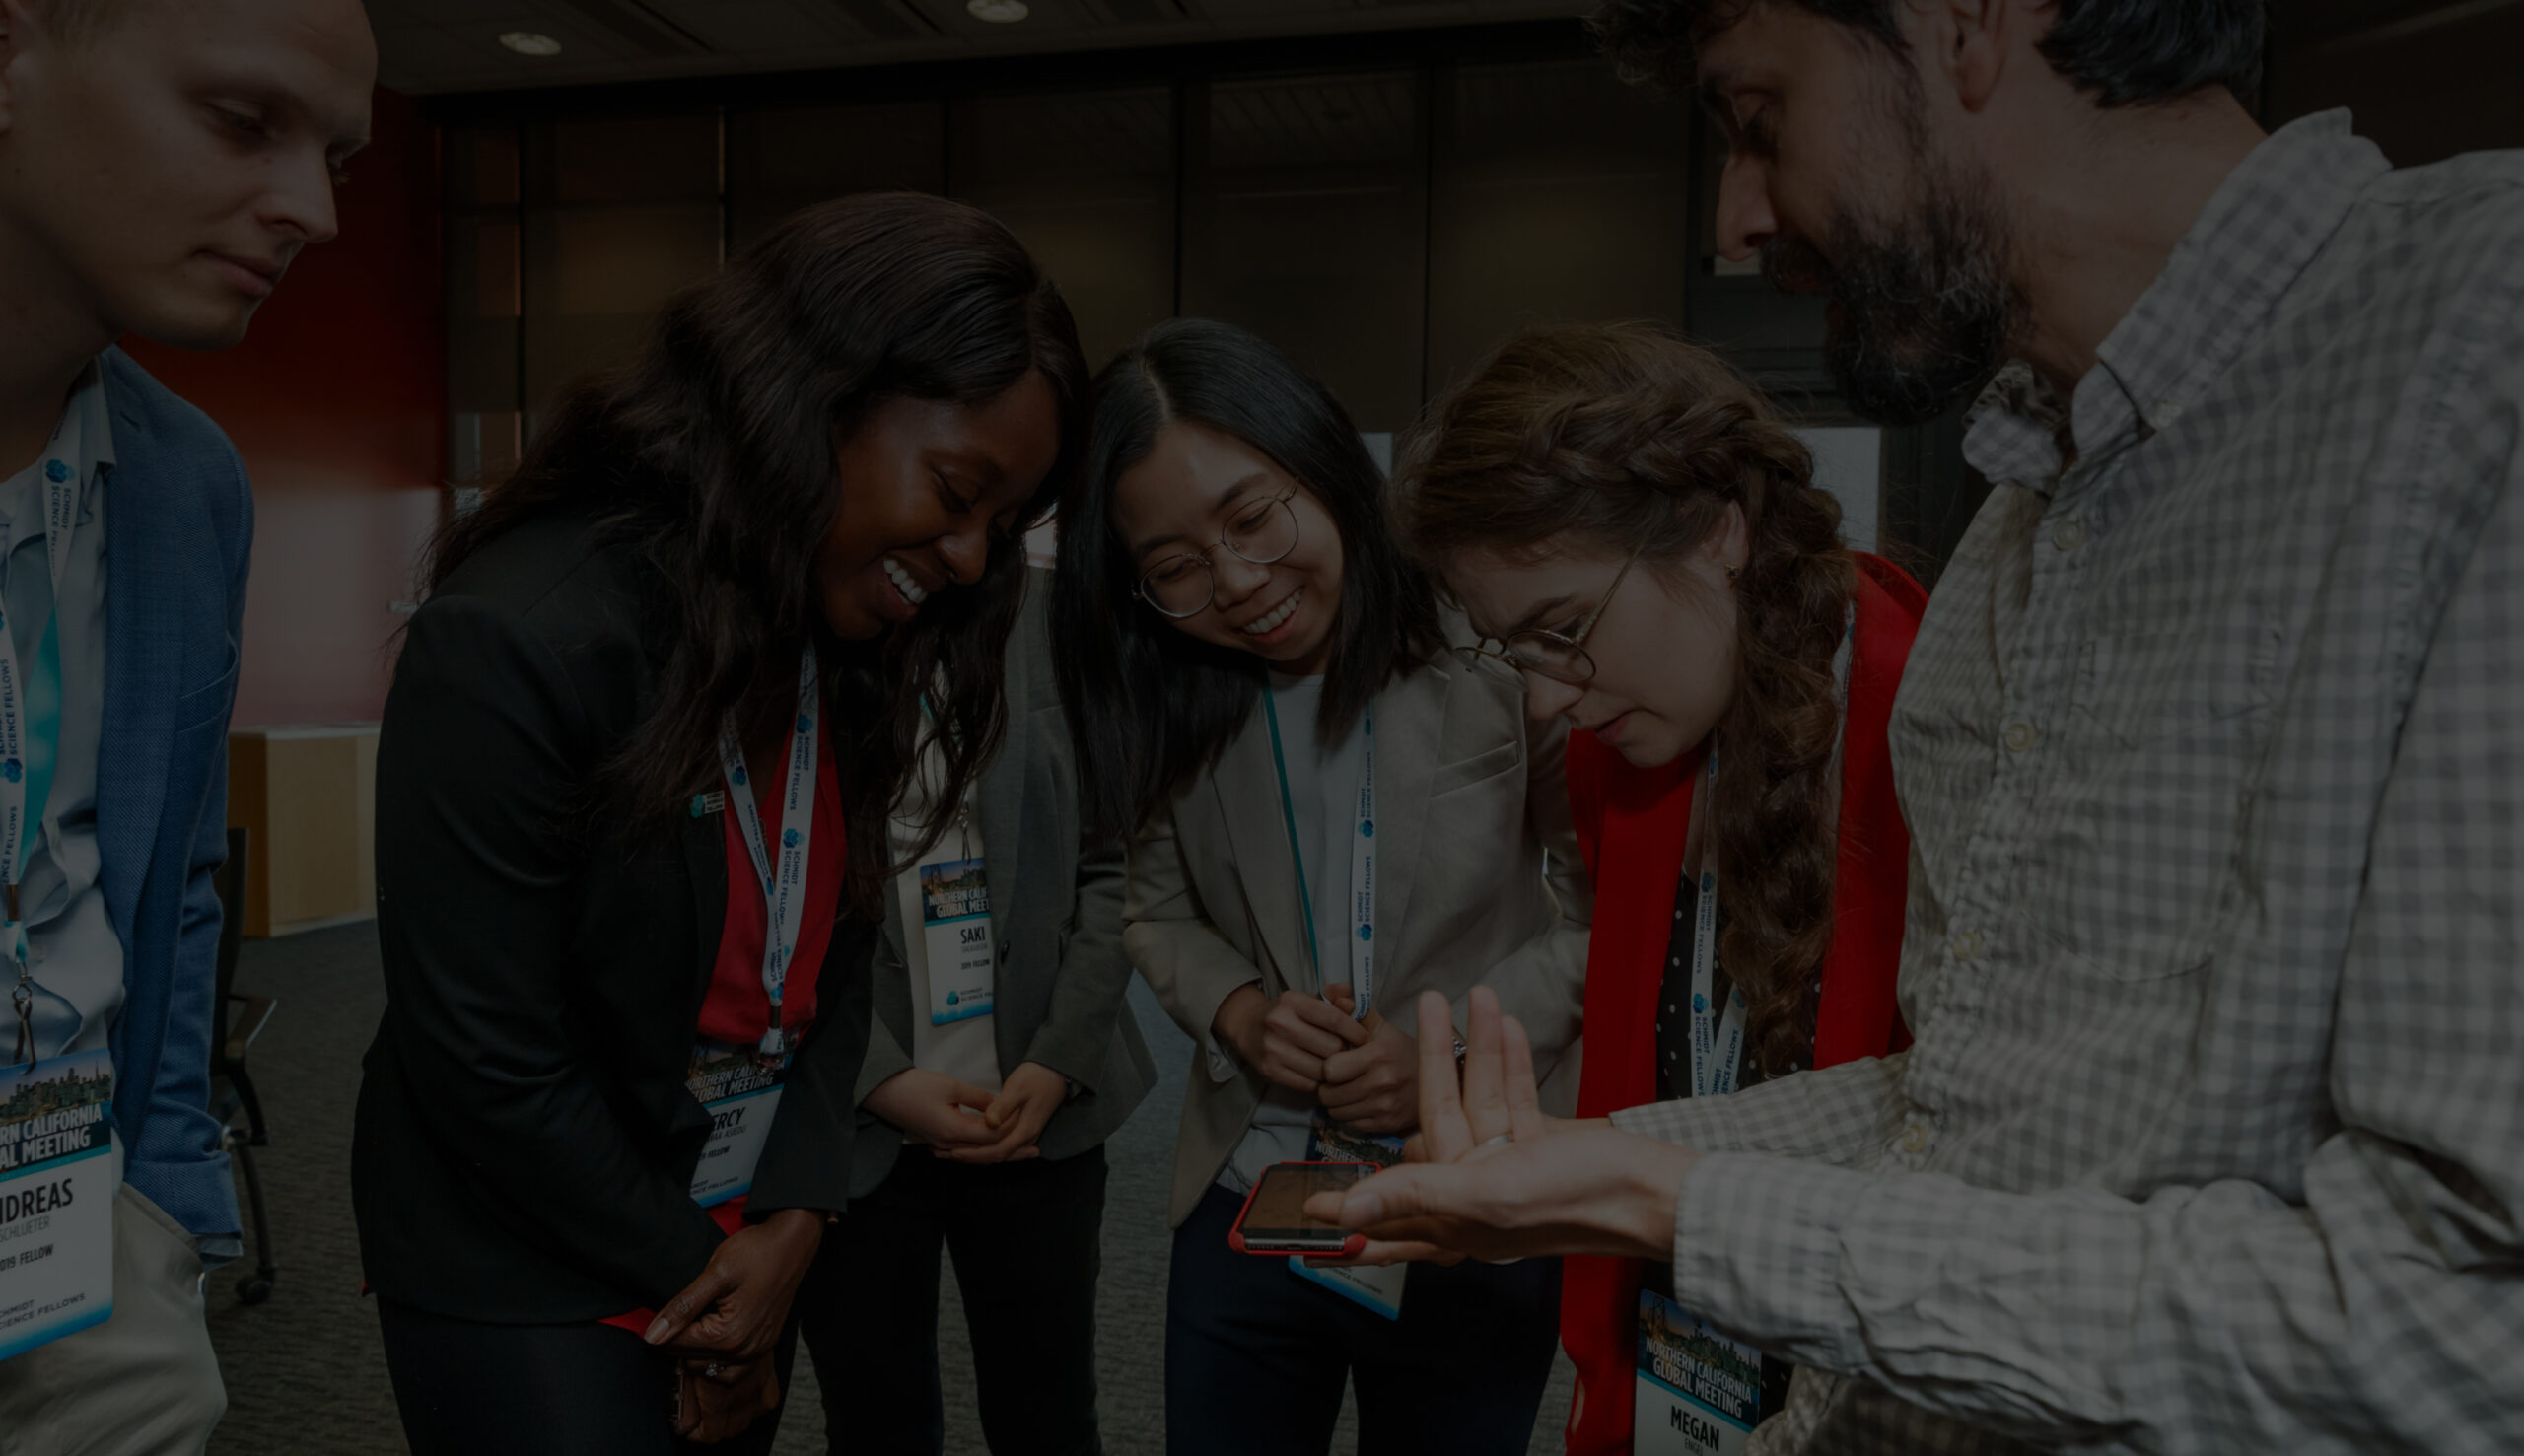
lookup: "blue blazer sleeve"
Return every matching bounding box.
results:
[120,438,251,1237]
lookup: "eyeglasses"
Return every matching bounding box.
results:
[1132,490,1302,619]
[1458,545,1643,687]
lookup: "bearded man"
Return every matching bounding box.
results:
[1314,4,2524,1454]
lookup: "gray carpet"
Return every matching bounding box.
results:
[204,923,1575,1454]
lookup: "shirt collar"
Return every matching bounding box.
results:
[1,359,114,529]
[1966,110,2392,496]
[70,358,115,476]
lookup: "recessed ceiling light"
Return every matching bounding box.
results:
[499,31,563,56]
[967,0,1029,21]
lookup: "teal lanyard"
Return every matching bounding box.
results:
[6,515,72,1071]
[10,615,64,931]
[1260,691,1325,992]
[1259,690,1376,1009]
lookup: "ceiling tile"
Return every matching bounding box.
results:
[1190,0,1353,20]
[373,24,490,90]
[372,0,1593,95]
[643,0,851,52]
[902,0,1098,40]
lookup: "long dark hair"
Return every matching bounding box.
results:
[1054,318,1444,842]
[431,192,1088,917]
[1397,321,1852,1077]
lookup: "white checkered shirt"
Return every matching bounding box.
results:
[1610,111,2524,1454]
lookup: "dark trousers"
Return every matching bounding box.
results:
[1165,1183,1562,1456]
[798,1144,1109,1456]
[376,1298,800,1456]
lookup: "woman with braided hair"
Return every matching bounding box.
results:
[1390,320,1924,1456]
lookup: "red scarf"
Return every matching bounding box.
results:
[599,728,846,1336]
[1558,553,1926,1454]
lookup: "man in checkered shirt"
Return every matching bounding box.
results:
[1311,1,2524,1451]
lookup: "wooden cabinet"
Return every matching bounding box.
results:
[226,724,380,937]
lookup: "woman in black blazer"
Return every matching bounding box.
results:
[352,193,1088,1456]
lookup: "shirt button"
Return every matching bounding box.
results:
[2052,517,2088,552]
[2002,721,2038,753]
[1950,929,1984,962]
[1899,1122,1929,1155]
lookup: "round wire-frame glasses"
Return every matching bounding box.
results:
[1132,490,1301,619]
[1457,545,1644,687]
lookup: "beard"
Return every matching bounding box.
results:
[1764,155,2020,427]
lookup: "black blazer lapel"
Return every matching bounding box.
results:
[678,801,731,1031]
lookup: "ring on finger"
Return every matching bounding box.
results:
[1480,1134,1512,1147]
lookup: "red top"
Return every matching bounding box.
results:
[599,727,847,1335]
[1558,554,1927,1454]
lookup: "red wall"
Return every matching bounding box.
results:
[122,86,446,728]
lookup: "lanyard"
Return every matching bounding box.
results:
[1688,605,1858,1101]
[1684,744,1743,1100]
[715,648,819,1060]
[5,407,82,1070]
[1260,690,1376,1014]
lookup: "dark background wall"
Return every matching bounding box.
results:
[429,20,1961,558]
[115,3,2524,733]
[2267,1,2524,167]
[123,86,447,727]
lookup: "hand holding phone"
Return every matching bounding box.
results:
[1228,1161,1375,1257]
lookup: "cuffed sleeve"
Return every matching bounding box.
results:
[1611,1051,1910,1165]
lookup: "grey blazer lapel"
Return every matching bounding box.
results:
[1210,701,1315,994]
[878,862,911,971]
[971,707,1028,1075]
[874,886,914,1043]
[974,729,1024,950]
[1360,659,1451,1001]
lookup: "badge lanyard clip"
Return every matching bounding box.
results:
[1260,692,1375,1016]
[3,408,82,1072]
[718,649,820,1064]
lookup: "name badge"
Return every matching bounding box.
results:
[0,1050,115,1360]
[1289,1252,1406,1320]
[685,1041,786,1207]
[1305,1110,1404,1169]
[1635,1288,1769,1455]
[920,857,994,1026]
[1292,1112,1409,1319]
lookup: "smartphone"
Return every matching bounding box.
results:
[1227,1161,1374,1257]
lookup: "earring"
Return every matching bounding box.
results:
[1724,565,1741,585]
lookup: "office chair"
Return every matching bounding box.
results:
[210,825,280,1305]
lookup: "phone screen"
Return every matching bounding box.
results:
[1235,1162,1372,1251]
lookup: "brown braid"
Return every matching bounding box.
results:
[1395,321,1854,1077]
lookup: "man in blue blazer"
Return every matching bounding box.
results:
[0,0,374,1447]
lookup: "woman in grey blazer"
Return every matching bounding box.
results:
[1052,320,1591,1456]
[794,570,1154,1456]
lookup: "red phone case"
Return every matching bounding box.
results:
[1227,1160,1374,1258]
